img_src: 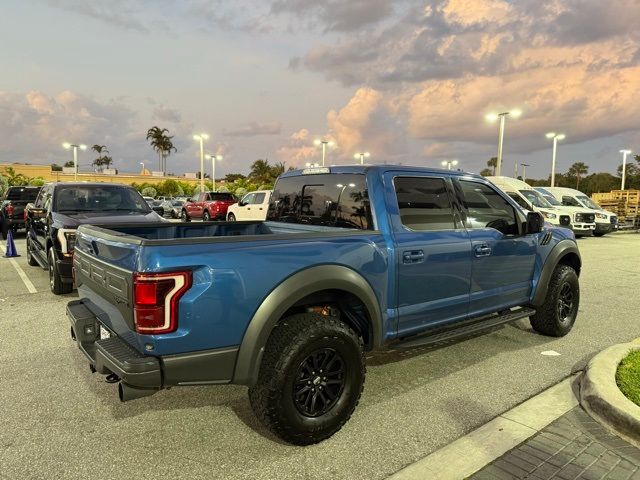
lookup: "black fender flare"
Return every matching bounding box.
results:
[531,239,581,307]
[232,265,382,386]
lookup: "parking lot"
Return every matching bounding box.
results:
[1,232,639,480]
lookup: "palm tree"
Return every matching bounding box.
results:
[146,127,176,174]
[487,157,498,175]
[249,159,272,184]
[91,145,109,172]
[568,162,589,189]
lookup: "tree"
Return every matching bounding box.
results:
[51,163,63,172]
[225,173,246,183]
[249,159,273,185]
[64,161,75,168]
[480,168,493,177]
[487,157,498,175]
[270,161,286,179]
[146,127,176,174]
[91,145,109,172]
[141,187,157,198]
[567,162,589,189]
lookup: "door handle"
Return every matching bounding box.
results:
[402,250,424,264]
[474,244,492,257]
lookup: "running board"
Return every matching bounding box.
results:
[392,307,536,350]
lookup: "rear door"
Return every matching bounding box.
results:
[387,173,472,337]
[252,192,268,220]
[454,178,537,316]
[32,185,53,257]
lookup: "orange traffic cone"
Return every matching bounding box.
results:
[4,229,20,257]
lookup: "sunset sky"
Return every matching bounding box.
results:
[1,0,639,179]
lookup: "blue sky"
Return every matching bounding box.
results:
[1,0,639,180]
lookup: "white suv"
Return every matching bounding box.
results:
[226,190,272,221]
[488,177,596,237]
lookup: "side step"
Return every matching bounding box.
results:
[392,307,536,350]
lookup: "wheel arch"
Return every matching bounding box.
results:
[232,264,382,386]
[531,240,581,307]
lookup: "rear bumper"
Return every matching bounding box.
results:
[67,300,238,392]
[3,217,25,228]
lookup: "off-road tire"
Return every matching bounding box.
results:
[181,210,190,222]
[530,264,579,337]
[26,236,38,266]
[248,313,365,445]
[203,210,211,221]
[227,213,236,222]
[48,247,72,295]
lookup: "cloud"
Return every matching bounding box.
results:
[152,105,182,123]
[224,121,282,137]
[271,0,393,32]
[276,129,319,167]
[44,0,158,32]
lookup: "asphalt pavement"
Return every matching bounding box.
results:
[1,232,639,480]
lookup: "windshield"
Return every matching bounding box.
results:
[519,189,552,208]
[171,200,184,206]
[538,192,562,206]
[54,185,151,213]
[577,195,601,210]
[210,193,235,201]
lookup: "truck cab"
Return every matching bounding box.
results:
[226,190,272,221]
[535,186,617,236]
[488,177,596,237]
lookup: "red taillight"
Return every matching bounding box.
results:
[6,205,14,217]
[133,271,192,334]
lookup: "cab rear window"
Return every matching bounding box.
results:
[5,187,40,201]
[267,174,372,229]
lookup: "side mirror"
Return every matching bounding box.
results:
[526,211,544,234]
[238,201,246,207]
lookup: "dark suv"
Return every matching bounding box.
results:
[25,182,164,294]
[0,186,41,239]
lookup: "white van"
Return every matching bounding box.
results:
[226,190,272,221]
[534,187,618,237]
[488,177,596,237]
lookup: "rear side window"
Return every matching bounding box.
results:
[507,192,531,210]
[267,174,372,229]
[394,177,456,231]
[253,193,266,204]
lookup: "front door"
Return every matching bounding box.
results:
[455,179,537,317]
[389,174,472,338]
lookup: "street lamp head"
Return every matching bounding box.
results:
[348,183,356,188]
[451,160,459,166]
[314,139,321,146]
[485,113,499,122]
[556,134,566,141]
[305,162,312,167]
[441,160,448,167]
[364,152,370,158]
[620,149,632,154]
[79,144,87,150]
[510,109,523,118]
[327,141,335,147]
[353,153,360,159]
[193,133,209,141]
[546,132,556,139]
[62,142,71,149]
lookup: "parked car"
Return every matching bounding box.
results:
[25,182,165,294]
[535,187,618,236]
[148,199,165,216]
[0,186,41,239]
[488,177,596,237]
[181,191,236,221]
[162,199,185,218]
[67,165,581,445]
[226,190,272,221]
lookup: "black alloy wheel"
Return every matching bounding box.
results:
[293,348,346,418]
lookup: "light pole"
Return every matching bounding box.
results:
[520,163,530,182]
[620,149,632,190]
[193,133,209,192]
[140,162,145,174]
[62,142,87,181]
[205,154,223,191]
[305,162,320,168]
[546,132,566,187]
[485,109,521,176]
[441,159,459,170]
[353,152,370,165]
[314,139,334,166]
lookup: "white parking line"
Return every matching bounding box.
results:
[0,245,38,294]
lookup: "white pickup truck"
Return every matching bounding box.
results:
[226,190,272,221]
[488,177,596,237]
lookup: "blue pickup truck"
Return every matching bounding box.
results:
[68,165,581,445]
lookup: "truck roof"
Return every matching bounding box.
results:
[44,182,138,188]
[280,164,482,179]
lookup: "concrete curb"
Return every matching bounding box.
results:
[580,342,640,448]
